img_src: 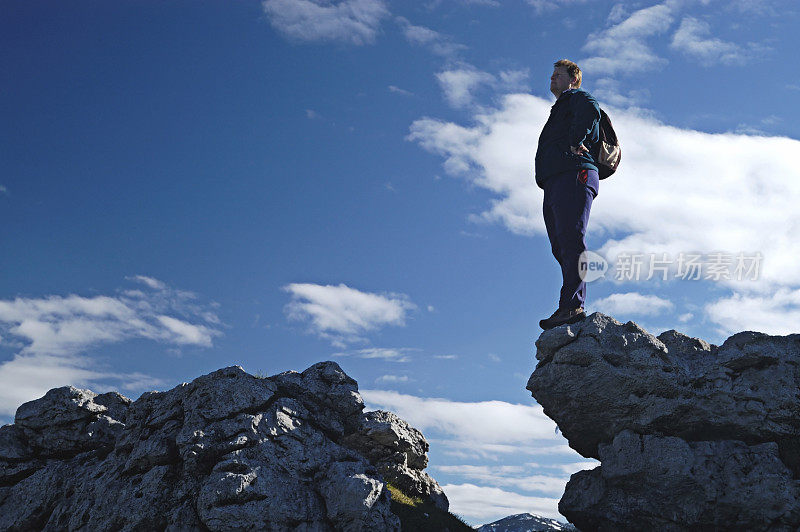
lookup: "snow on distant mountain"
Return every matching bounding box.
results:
[476,512,576,531]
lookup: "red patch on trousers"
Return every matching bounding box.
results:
[578,169,588,184]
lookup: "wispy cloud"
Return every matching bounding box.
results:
[396,17,466,57]
[435,462,596,496]
[375,374,410,383]
[607,2,628,24]
[435,63,529,109]
[127,275,166,290]
[705,288,800,336]
[581,3,674,76]
[361,389,564,454]
[592,77,651,108]
[388,85,413,96]
[0,277,221,417]
[262,0,389,45]
[593,292,675,317]
[333,347,417,362]
[436,65,496,108]
[525,0,589,15]
[441,483,561,522]
[283,283,416,346]
[670,16,761,65]
[0,185,8,196]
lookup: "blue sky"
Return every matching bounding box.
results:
[2,0,800,525]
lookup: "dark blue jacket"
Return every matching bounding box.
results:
[535,88,601,188]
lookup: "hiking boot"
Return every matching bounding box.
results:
[538,308,562,330]
[539,307,586,330]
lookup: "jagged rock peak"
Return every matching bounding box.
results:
[528,312,800,531]
[0,361,447,531]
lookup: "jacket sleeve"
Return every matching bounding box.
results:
[568,92,601,149]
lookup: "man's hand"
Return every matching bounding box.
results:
[570,143,589,156]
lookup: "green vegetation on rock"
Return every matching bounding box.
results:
[387,483,473,531]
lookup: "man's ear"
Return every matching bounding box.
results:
[570,77,578,88]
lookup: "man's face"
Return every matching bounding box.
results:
[550,66,575,97]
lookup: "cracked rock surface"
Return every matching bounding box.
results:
[527,312,800,531]
[0,361,446,531]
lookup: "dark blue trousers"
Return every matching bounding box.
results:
[542,168,599,309]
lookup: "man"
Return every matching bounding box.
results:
[535,59,601,330]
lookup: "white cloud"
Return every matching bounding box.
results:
[581,3,675,76]
[388,85,413,96]
[334,347,416,362]
[430,439,574,459]
[593,292,675,317]
[593,77,651,108]
[442,483,561,522]
[408,92,800,294]
[409,86,800,327]
[0,291,219,357]
[705,288,800,336]
[434,354,458,359]
[128,275,166,290]
[458,0,499,5]
[360,390,584,523]
[156,315,215,347]
[670,16,754,65]
[435,64,529,109]
[426,0,499,7]
[0,278,220,417]
[724,0,778,16]
[396,17,466,57]
[436,66,496,108]
[607,3,628,24]
[0,185,8,195]
[435,464,569,496]
[375,374,409,383]
[283,283,416,345]
[262,0,389,45]
[525,0,589,15]
[361,389,561,447]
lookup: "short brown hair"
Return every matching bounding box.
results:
[554,59,581,88]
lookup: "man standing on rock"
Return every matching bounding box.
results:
[535,59,601,330]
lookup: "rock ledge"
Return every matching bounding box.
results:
[528,312,800,531]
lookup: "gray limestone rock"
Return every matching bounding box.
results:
[527,313,800,531]
[0,361,446,531]
[342,409,448,511]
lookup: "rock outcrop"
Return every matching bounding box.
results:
[527,313,800,531]
[0,361,447,531]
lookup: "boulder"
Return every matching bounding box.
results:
[528,313,800,531]
[0,361,447,531]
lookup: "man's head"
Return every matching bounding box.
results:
[550,59,581,97]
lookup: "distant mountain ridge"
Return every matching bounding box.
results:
[477,512,576,531]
